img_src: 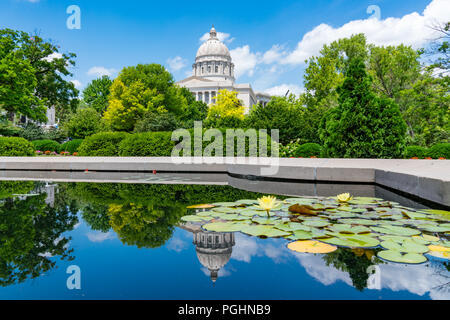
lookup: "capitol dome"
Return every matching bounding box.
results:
[192,26,235,81]
[196,26,231,58]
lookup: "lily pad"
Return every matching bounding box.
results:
[370,225,421,236]
[377,250,427,264]
[302,220,331,228]
[202,221,247,232]
[252,216,280,225]
[181,215,211,222]
[321,235,380,248]
[417,224,450,233]
[274,222,310,232]
[285,230,314,240]
[339,218,378,226]
[240,225,291,237]
[287,240,337,254]
[380,240,429,254]
[327,224,371,235]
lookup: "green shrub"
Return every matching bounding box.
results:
[133,112,180,133]
[117,129,276,157]
[0,137,35,156]
[404,146,428,159]
[18,122,46,141]
[78,132,130,156]
[427,143,450,159]
[63,108,101,139]
[119,132,174,156]
[32,139,60,152]
[60,139,84,154]
[293,143,322,157]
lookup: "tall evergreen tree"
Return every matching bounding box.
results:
[319,58,407,158]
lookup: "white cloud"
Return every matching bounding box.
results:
[200,31,234,44]
[261,45,287,64]
[71,80,82,89]
[87,66,116,77]
[230,45,260,78]
[166,56,187,72]
[42,52,62,62]
[264,84,304,96]
[282,0,450,65]
[86,231,115,243]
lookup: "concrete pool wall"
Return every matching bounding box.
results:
[0,157,449,207]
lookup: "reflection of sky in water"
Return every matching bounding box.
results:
[0,214,448,300]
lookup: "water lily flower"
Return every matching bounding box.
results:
[337,193,353,203]
[258,195,280,217]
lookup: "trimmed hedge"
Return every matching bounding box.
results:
[60,139,84,154]
[292,143,322,158]
[427,143,450,159]
[32,139,61,152]
[0,137,35,156]
[119,132,174,157]
[404,146,428,159]
[116,129,276,157]
[78,132,130,156]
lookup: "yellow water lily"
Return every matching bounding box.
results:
[258,195,280,217]
[337,193,353,203]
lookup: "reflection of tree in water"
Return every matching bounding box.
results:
[107,202,185,248]
[323,248,380,291]
[69,183,266,249]
[0,181,78,287]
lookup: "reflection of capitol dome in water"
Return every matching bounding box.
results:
[194,232,235,283]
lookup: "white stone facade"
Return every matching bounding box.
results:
[177,26,270,114]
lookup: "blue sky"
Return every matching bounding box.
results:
[1,0,448,96]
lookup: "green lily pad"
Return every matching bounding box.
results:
[327,224,371,235]
[371,225,421,236]
[274,222,310,232]
[377,250,427,264]
[302,220,331,228]
[240,225,291,237]
[380,240,429,254]
[252,216,280,225]
[212,207,240,213]
[321,235,380,248]
[181,215,211,222]
[202,221,248,232]
[418,224,450,233]
[285,230,314,240]
[211,202,241,207]
[339,218,378,226]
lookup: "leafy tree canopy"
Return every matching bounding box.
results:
[0,29,78,123]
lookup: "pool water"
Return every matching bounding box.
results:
[0,181,448,300]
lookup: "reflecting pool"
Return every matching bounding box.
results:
[0,181,448,300]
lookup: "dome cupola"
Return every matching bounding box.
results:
[193,26,235,82]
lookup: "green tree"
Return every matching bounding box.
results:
[319,58,407,158]
[244,95,305,145]
[83,76,113,114]
[178,87,208,128]
[103,64,187,131]
[0,182,78,287]
[63,107,101,139]
[205,89,244,128]
[0,29,78,122]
